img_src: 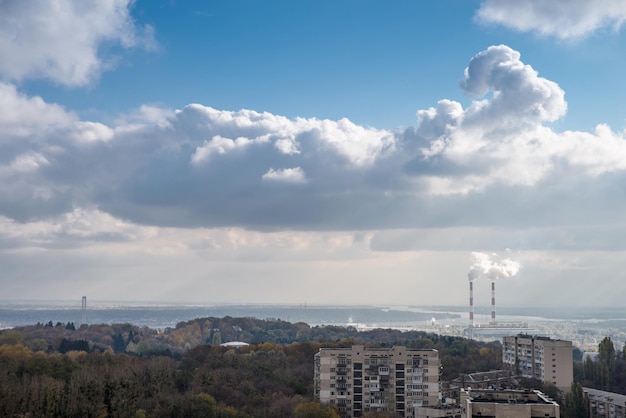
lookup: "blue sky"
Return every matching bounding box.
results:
[2,0,626,309]
[19,0,626,132]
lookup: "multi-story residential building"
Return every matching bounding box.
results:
[461,388,559,418]
[584,387,626,418]
[314,345,440,418]
[502,334,573,390]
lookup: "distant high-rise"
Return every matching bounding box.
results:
[502,334,573,390]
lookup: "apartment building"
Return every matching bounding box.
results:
[461,388,559,418]
[502,334,573,390]
[314,345,440,418]
[584,387,626,418]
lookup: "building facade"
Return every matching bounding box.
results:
[314,345,440,418]
[461,388,559,418]
[502,334,573,390]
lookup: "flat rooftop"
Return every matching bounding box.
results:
[464,389,558,405]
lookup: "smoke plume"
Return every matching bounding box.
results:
[468,251,520,281]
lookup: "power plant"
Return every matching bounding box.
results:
[466,252,530,337]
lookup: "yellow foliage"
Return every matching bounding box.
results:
[0,343,31,357]
[0,330,24,345]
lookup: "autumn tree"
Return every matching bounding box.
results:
[294,402,340,418]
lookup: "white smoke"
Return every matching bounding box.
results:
[468,251,520,281]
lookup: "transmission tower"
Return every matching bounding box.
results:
[81,296,87,326]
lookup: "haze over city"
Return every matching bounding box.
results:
[2,1,626,308]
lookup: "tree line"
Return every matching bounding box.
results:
[0,316,503,417]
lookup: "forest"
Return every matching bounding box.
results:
[4,316,625,417]
[0,316,502,417]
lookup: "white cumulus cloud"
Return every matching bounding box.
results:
[262,167,307,183]
[476,0,626,39]
[0,82,76,136]
[413,45,626,194]
[0,0,155,86]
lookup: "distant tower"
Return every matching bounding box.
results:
[491,282,496,325]
[81,296,87,326]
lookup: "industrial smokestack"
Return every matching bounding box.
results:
[469,280,474,325]
[491,281,496,325]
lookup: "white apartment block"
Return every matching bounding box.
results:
[502,334,573,390]
[314,345,440,418]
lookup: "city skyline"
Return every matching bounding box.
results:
[1,1,626,307]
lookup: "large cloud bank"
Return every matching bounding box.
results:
[2,42,626,250]
[3,44,626,232]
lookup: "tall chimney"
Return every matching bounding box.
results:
[469,281,474,325]
[491,281,496,325]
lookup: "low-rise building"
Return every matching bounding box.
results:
[584,387,626,418]
[461,388,559,418]
[414,405,462,418]
[446,369,517,403]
